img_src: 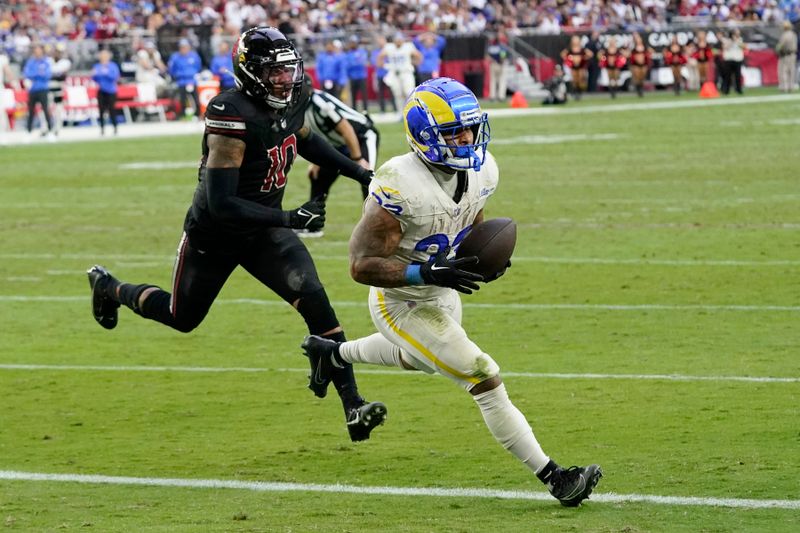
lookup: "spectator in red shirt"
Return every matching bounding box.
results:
[94,7,119,41]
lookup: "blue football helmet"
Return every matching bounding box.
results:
[403,78,490,171]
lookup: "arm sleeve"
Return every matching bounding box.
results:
[297,131,372,185]
[205,167,288,227]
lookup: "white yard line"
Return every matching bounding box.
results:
[516,222,800,230]
[3,295,798,312]
[0,470,796,510]
[491,133,621,145]
[118,161,198,169]
[0,364,796,384]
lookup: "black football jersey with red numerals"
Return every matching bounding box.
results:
[183,89,309,244]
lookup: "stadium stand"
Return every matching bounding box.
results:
[0,1,797,133]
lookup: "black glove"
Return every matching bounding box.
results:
[284,198,326,231]
[484,260,511,283]
[420,246,484,294]
[354,167,373,187]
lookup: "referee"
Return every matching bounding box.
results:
[300,76,379,236]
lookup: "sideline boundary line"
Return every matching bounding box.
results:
[485,93,800,119]
[2,295,799,312]
[2,94,798,147]
[0,470,797,510]
[0,364,796,383]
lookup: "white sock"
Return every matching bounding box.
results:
[339,333,404,368]
[473,383,550,474]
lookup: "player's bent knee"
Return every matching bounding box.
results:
[465,353,500,393]
[295,288,340,335]
[171,317,200,334]
[474,352,500,381]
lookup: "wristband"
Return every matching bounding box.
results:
[404,264,424,285]
[351,155,363,161]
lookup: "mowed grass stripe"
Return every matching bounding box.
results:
[1,364,796,383]
[2,295,799,312]
[3,252,800,266]
[1,470,797,510]
[486,92,800,119]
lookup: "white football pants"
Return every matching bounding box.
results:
[366,286,500,390]
[383,72,416,115]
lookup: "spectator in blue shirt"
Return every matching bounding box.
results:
[168,38,202,118]
[316,40,346,99]
[334,40,348,96]
[92,49,121,136]
[210,41,235,91]
[23,44,54,138]
[344,36,369,112]
[413,32,446,85]
[370,35,396,113]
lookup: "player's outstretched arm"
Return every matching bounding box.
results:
[205,134,319,228]
[297,126,372,186]
[333,119,369,169]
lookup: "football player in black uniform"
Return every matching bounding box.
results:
[86,27,386,442]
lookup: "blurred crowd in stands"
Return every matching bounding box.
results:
[0,0,798,138]
[1,0,800,64]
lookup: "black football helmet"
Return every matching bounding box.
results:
[232,26,304,110]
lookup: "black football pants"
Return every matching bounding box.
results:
[26,90,53,133]
[97,90,118,131]
[139,228,339,334]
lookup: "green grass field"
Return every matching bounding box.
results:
[1,91,799,532]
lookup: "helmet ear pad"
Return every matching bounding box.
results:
[404,104,445,165]
[403,77,490,171]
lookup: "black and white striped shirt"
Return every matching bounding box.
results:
[304,89,376,149]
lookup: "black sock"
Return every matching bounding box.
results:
[321,331,362,410]
[116,283,157,314]
[324,335,348,367]
[536,459,560,485]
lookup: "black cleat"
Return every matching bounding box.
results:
[301,335,341,398]
[547,464,603,507]
[87,265,120,330]
[347,401,387,442]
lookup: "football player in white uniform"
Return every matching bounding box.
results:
[377,32,421,118]
[302,78,602,506]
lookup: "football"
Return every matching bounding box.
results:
[455,217,517,279]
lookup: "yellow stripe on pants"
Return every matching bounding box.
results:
[375,290,480,384]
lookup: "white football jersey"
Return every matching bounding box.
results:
[381,42,417,75]
[368,151,499,300]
